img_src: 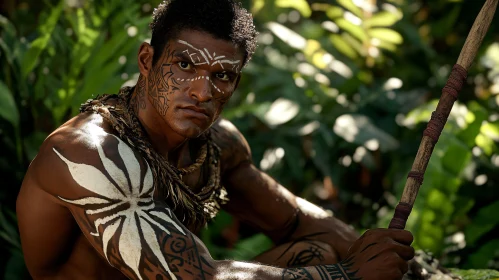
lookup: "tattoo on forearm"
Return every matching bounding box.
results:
[276,232,330,267]
[287,245,325,267]
[282,259,360,280]
[54,127,213,279]
[282,267,314,280]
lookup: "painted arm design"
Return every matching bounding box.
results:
[53,131,214,279]
[52,128,360,280]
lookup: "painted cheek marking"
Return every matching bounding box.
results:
[176,76,224,94]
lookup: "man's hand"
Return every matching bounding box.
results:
[340,228,415,280]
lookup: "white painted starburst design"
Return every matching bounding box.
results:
[54,132,185,280]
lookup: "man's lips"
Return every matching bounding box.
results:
[179,105,210,120]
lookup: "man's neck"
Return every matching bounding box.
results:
[130,76,188,160]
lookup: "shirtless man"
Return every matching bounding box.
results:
[17,0,415,279]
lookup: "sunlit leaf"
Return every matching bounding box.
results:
[336,0,362,18]
[251,0,265,15]
[336,18,368,43]
[441,143,472,175]
[263,98,300,126]
[266,22,306,50]
[481,121,499,141]
[368,28,403,44]
[20,1,63,78]
[330,34,358,59]
[326,6,344,19]
[475,133,495,155]
[333,114,399,152]
[364,11,401,27]
[275,0,311,17]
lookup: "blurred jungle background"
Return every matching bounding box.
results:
[1,0,499,278]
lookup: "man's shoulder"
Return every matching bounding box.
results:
[38,111,118,159]
[29,111,143,197]
[210,118,252,174]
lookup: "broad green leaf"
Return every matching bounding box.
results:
[481,121,499,141]
[251,0,265,15]
[376,40,398,52]
[458,102,487,147]
[0,15,16,37]
[465,201,499,245]
[368,28,403,44]
[20,1,63,78]
[337,0,362,18]
[475,133,495,155]
[330,34,358,59]
[326,6,344,19]
[333,114,399,152]
[0,81,19,128]
[364,11,401,27]
[3,252,29,280]
[451,268,499,279]
[336,18,368,43]
[464,239,499,269]
[441,143,472,175]
[275,0,311,17]
[431,5,461,38]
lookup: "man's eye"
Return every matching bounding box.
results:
[216,73,229,81]
[178,61,192,70]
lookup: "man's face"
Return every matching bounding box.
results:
[147,29,244,139]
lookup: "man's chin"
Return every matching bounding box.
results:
[174,124,210,139]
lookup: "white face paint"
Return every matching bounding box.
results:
[176,75,224,94]
[54,129,185,280]
[176,39,241,96]
[177,39,241,73]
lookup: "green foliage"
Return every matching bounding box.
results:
[1,0,499,277]
[451,268,499,280]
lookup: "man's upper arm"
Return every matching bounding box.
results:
[34,126,215,280]
[212,119,311,242]
[216,119,359,258]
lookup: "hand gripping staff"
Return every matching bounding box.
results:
[388,0,499,230]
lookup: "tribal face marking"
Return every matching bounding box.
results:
[175,75,224,95]
[54,128,185,280]
[148,45,179,116]
[178,39,241,73]
[173,39,242,97]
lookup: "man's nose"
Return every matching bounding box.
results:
[189,75,213,102]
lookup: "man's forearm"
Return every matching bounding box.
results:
[286,198,360,260]
[214,260,355,280]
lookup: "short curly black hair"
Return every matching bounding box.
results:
[150,0,258,68]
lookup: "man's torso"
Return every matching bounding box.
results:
[17,105,249,279]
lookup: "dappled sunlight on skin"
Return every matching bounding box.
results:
[296,198,332,219]
[217,118,239,133]
[215,261,279,279]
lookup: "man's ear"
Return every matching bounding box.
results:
[137,42,154,77]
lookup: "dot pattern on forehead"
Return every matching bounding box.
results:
[176,76,224,94]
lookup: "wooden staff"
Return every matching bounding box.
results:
[389,0,499,230]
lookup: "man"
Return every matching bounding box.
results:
[17,0,414,279]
